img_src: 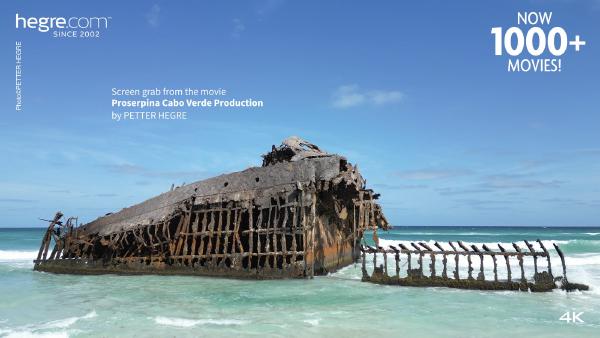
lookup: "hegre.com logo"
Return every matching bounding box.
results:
[15,13,111,33]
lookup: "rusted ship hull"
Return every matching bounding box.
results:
[34,137,388,278]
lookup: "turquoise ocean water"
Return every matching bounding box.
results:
[1,226,599,337]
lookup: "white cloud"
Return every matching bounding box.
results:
[331,84,404,109]
[482,174,562,189]
[232,18,245,38]
[395,169,472,180]
[369,90,404,105]
[332,85,365,108]
[146,4,161,27]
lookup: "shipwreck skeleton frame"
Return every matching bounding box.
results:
[359,239,589,292]
[34,186,382,279]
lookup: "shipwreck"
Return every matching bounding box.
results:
[34,137,588,292]
[35,137,388,278]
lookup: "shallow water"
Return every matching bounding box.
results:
[1,227,599,337]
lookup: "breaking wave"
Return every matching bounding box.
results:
[36,311,97,330]
[0,311,96,338]
[1,331,69,338]
[565,253,600,267]
[0,250,38,261]
[153,316,249,327]
[303,318,321,326]
[0,250,37,269]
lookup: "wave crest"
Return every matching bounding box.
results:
[153,316,248,327]
[0,250,38,261]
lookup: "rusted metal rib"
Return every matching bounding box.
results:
[418,242,433,251]
[419,242,436,277]
[411,243,424,277]
[512,243,525,282]
[368,245,377,269]
[497,243,511,282]
[536,239,552,276]
[379,246,388,276]
[361,246,368,279]
[482,244,498,282]
[524,240,538,275]
[35,212,63,263]
[471,244,485,281]
[553,243,567,281]
[389,245,400,278]
[458,241,473,279]
[448,241,460,279]
[434,242,447,278]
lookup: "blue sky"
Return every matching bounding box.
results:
[1,0,599,227]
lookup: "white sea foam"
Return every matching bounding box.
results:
[0,311,96,338]
[565,254,600,266]
[2,330,69,338]
[153,316,248,327]
[446,232,497,236]
[0,250,38,261]
[0,250,38,269]
[37,311,97,330]
[303,318,321,326]
[585,232,600,236]
[154,317,201,328]
[392,232,498,236]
